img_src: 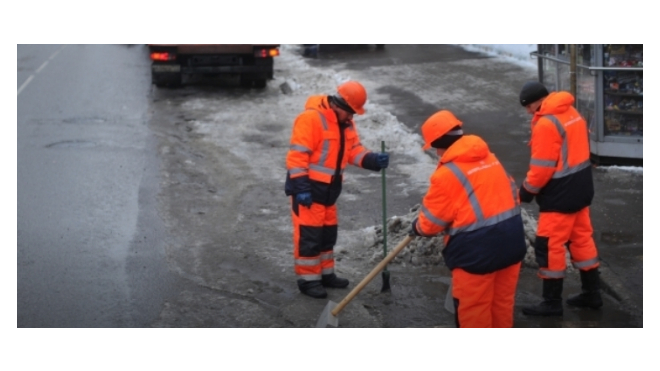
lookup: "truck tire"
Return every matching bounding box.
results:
[253,79,267,89]
[152,72,182,88]
[240,74,253,88]
[240,75,268,89]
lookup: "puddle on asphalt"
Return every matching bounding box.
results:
[603,198,627,206]
[600,231,640,244]
[45,140,96,148]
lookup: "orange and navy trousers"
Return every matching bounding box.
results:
[290,198,337,282]
[451,262,521,328]
[534,206,599,279]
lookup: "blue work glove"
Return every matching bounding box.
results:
[519,186,535,203]
[295,192,312,208]
[376,152,389,169]
[409,218,422,237]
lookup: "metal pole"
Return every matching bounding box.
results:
[381,140,387,259]
[570,44,577,103]
[380,140,390,292]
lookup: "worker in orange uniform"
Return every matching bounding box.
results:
[409,110,527,328]
[284,81,389,299]
[518,81,602,316]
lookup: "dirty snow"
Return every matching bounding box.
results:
[460,44,539,70]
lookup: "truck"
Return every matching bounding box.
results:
[148,44,280,88]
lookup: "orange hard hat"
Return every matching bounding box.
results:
[337,81,367,115]
[421,110,463,150]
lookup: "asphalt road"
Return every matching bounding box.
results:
[17,44,185,327]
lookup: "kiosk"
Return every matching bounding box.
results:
[532,45,642,165]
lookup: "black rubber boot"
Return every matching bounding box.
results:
[321,273,349,288]
[522,278,564,316]
[567,268,603,309]
[297,279,327,299]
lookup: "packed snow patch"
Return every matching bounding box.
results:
[359,206,574,272]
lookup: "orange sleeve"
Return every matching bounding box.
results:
[523,118,562,194]
[345,124,370,167]
[286,111,319,179]
[417,169,457,236]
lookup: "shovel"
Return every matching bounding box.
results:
[316,235,414,328]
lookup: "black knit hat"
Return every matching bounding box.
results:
[519,81,549,106]
[430,125,463,149]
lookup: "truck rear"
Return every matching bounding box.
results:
[148,44,280,88]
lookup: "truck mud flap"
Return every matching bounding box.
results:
[182,66,272,74]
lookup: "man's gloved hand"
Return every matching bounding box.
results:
[409,218,422,237]
[296,192,312,207]
[376,152,389,169]
[519,186,535,203]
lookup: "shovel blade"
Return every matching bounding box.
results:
[316,301,339,328]
[380,270,391,292]
[444,283,455,314]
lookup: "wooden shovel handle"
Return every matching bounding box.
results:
[331,235,414,316]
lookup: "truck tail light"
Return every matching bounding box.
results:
[150,52,176,61]
[254,48,280,58]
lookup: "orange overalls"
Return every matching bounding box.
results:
[522,91,599,279]
[285,95,379,282]
[415,135,527,327]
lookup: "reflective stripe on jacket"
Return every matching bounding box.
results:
[416,135,527,274]
[284,95,378,205]
[523,91,594,212]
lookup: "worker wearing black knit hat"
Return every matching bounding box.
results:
[517,81,601,317]
[519,81,549,115]
[410,110,527,327]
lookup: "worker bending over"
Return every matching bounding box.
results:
[410,110,527,328]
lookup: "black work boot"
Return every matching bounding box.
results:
[567,268,603,309]
[297,279,327,299]
[321,273,349,288]
[522,278,564,316]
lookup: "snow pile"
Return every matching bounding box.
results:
[362,206,558,271]
[366,204,445,266]
[459,44,537,71]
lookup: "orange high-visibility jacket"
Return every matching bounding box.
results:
[285,95,379,205]
[415,135,526,274]
[522,91,594,213]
